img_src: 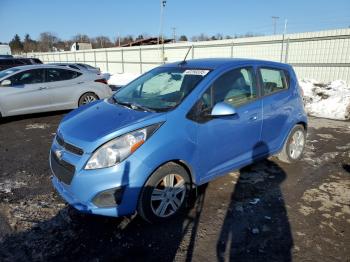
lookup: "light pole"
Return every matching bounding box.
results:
[158,0,167,45]
[272,16,280,35]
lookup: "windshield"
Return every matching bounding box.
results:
[0,68,21,79]
[114,67,210,112]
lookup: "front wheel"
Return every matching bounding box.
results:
[137,162,191,223]
[277,125,306,164]
[78,92,99,107]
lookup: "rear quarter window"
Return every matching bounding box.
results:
[259,67,289,96]
[46,68,82,82]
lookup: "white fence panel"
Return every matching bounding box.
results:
[28,28,350,84]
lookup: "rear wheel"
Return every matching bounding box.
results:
[78,92,99,107]
[138,162,191,223]
[277,125,306,163]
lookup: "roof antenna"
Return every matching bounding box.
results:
[178,45,192,66]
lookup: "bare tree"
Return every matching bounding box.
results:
[92,36,113,48]
[38,32,59,52]
[71,34,90,43]
[178,35,188,41]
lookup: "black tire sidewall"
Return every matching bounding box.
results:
[138,163,191,223]
[285,125,306,163]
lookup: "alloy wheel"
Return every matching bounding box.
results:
[150,174,186,218]
[289,130,305,159]
[82,95,97,104]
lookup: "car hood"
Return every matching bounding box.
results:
[59,99,164,146]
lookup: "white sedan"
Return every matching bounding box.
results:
[0,64,112,117]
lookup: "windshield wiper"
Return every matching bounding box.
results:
[113,97,156,113]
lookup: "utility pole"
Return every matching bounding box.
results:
[280,19,288,62]
[272,16,280,35]
[172,27,176,43]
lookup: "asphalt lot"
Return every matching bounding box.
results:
[0,111,349,262]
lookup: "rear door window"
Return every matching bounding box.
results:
[259,68,289,95]
[46,68,82,82]
[8,69,45,85]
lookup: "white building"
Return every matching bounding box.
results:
[70,42,92,51]
[0,44,11,56]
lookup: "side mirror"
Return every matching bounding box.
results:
[211,102,237,117]
[0,79,11,86]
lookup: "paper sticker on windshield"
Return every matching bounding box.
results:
[184,69,209,76]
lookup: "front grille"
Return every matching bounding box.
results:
[51,151,75,185]
[56,135,84,156]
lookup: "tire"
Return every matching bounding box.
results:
[78,92,99,107]
[137,162,191,223]
[277,125,306,164]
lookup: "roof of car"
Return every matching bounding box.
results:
[162,58,291,70]
[4,64,79,71]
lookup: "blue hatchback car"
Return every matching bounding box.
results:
[50,58,307,223]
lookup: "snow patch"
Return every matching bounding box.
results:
[299,79,350,120]
[25,123,50,130]
[0,180,27,193]
[103,72,140,87]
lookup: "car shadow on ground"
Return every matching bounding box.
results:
[217,142,293,261]
[0,142,293,261]
[0,186,208,262]
[0,110,69,124]
[343,164,350,173]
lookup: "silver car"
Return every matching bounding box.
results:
[0,64,112,117]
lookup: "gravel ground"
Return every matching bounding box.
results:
[0,112,349,262]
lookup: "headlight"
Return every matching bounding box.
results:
[85,123,162,170]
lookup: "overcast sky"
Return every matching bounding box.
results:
[1,0,350,42]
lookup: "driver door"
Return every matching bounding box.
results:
[193,67,263,183]
[1,69,50,116]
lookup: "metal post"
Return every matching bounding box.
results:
[230,41,234,58]
[280,19,288,62]
[105,49,109,72]
[139,47,142,73]
[285,38,290,63]
[93,50,96,67]
[121,48,124,73]
[191,45,194,59]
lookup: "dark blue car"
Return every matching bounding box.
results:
[50,58,307,223]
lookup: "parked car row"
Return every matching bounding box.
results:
[0,64,112,117]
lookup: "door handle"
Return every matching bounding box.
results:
[38,87,48,90]
[77,81,84,84]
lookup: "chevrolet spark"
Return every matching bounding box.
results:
[50,58,307,223]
